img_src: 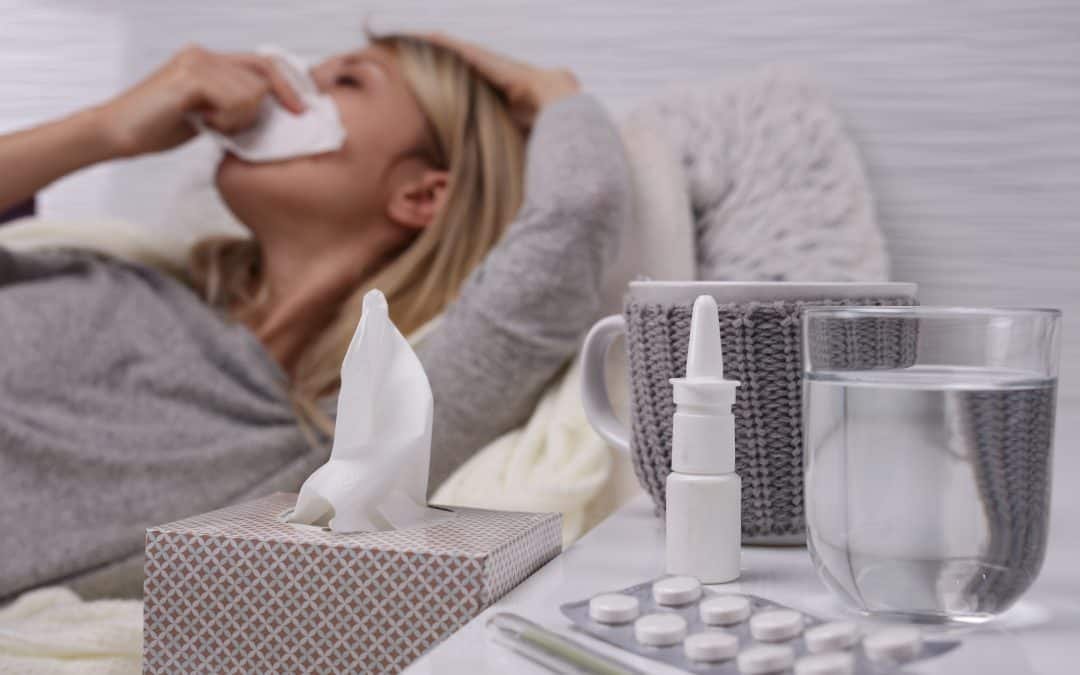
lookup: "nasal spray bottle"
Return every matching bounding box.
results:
[665,295,741,583]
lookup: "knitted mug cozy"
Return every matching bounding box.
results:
[624,296,918,542]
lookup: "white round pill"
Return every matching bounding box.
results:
[700,595,752,625]
[737,644,795,674]
[684,631,739,662]
[588,593,640,624]
[634,613,688,647]
[750,609,804,642]
[804,621,859,653]
[794,651,855,675]
[652,576,702,606]
[863,626,923,663]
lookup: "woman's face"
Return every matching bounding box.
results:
[215,43,436,239]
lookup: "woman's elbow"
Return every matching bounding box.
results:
[578,139,635,223]
[562,159,634,273]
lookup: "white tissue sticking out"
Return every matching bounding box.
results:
[191,46,346,162]
[286,289,449,532]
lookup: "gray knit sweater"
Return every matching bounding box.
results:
[0,94,631,600]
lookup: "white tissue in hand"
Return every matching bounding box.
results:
[286,289,445,532]
[193,46,345,162]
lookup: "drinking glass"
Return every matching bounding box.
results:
[802,306,1061,623]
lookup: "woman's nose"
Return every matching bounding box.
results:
[309,62,334,93]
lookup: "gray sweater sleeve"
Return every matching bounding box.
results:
[417,94,632,492]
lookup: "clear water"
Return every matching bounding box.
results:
[804,366,1056,623]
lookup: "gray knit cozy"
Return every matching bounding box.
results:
[625,296,918,542]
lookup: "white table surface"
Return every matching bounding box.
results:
[406,413,1080,675]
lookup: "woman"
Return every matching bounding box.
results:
[0,33,631,599]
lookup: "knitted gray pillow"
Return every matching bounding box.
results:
[624,296,917,542]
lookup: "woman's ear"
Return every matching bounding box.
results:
[387,169,449,230]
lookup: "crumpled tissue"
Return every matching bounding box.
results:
[286,289,450,532]
[191,45,346,162]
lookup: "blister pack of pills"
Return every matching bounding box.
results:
[560,576,959,674]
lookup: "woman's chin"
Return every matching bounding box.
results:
[215,151,318,182]
[214,154,279,220]
[215,150,247,178]
[215,152,285,190]
[214,152,331,223]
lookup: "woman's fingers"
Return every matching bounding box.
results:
[96,44,305,157]
[419,32,526,89]
[414,31,580,130]
[197,52,314,134]
[231,54,306,114]
[199,66,268,133]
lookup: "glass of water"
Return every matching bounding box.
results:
[802,306,1060,624]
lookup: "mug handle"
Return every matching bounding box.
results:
[581,315,631,454]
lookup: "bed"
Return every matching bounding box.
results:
[3,0,1079,575]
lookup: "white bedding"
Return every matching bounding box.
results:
[0,587,141,674]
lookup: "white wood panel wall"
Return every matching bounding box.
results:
[2,0,1078,405]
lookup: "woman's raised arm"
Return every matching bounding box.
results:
[0,108,115,216]
[411,36,632,488]
[0,45,303,215]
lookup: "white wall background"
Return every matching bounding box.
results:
[1,0,1078,405]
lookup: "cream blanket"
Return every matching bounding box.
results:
[0,587,141,674]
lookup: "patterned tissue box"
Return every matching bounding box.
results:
[142,493,561,674]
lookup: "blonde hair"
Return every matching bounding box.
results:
[188,35,526,432]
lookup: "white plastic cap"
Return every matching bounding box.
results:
[686,295,726,380]
[669,295,740,474]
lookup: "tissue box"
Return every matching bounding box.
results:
[142,493,561,674]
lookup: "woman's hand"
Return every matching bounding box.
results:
[94,45,305,158]
[421,32,580,130]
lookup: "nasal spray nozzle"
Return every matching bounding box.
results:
[671,296,740,473]
[666,295,742,583]
[685,296,726,377]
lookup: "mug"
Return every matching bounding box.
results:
[581,281,919,544]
